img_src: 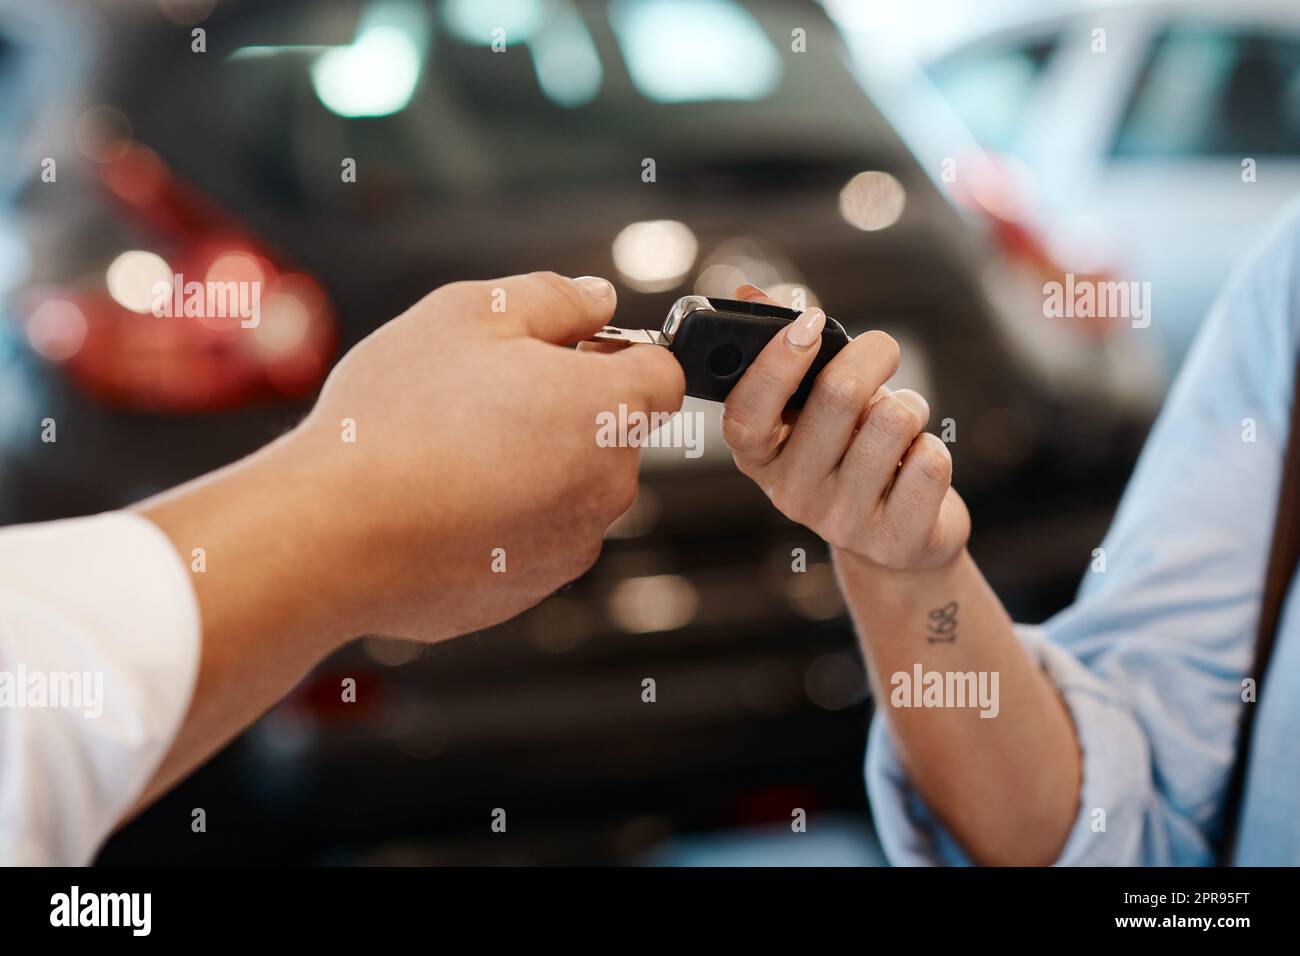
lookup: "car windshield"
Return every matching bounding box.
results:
[132,0,894,209]
[1113,24,1300,158]
[925,35,1058,155]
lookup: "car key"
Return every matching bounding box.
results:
[587,295,850,410]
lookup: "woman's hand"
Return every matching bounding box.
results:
[720,285,969,573]
[722,286,1080,865]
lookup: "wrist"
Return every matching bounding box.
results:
[135,422,362,664]
[833,544,966,587]
[255,422,369,655]
[831,545,970,622]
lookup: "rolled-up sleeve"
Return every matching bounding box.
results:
[868,625,1195,866]
[0,512,201,865]
[866,200,1300,866]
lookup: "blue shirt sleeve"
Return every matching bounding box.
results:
[866,199,1300,866]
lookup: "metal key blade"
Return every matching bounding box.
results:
[588,326,670,348]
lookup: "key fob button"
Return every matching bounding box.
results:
[706,342,744,378]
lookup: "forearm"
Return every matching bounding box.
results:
[836,547,1081,865]
[129,428,356,809]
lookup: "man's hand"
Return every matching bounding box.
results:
[301,271,684,641]
[720,285,969,573]
[134,272,683,804]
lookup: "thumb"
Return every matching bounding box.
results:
[447,271,617,345]
[605,343,686,417]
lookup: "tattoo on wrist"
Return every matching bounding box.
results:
[926,601,958,644]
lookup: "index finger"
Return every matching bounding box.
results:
[720,284,825,466]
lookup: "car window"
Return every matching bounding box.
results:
[193,0,886,208]
[1113,25,1300,158]
[925,37,1058,154]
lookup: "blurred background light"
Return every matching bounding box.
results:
[609,0,781,103]
[766,283,822,310]
[25,300,87,362]
[530,2,603,107]
[694,237,801,298]
[106,250,171,314]
[803,653,867,711]
[312,28,421,117]
[443,0,545,44]
[0,224,31,295]
[74,105,132,164]
[693,262,749,298]
[612,219,698,292]
[253,293,311,355]
[784,561,845,621]
[102,144,166,204]
[312,0,429,118]
[157,0,217,26]
[608,574,699,633]
[838,171,907,231]
[205,250,265,289]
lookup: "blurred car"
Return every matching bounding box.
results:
[915,0,1300,373]
[0,0,1148,863]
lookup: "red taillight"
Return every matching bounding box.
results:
[21,143,338,413]
[946,150,1119,341]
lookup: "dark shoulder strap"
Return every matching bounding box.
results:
[1219,364,1300,863]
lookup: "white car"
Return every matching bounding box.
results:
[924,0,1300,374]
[840,0,1300,381]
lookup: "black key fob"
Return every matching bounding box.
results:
[665,295,849,410]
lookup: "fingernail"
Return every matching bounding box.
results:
[893,388,929,421]
[737,283,768,301]
[574,275,615,299]
[785,307,825,349]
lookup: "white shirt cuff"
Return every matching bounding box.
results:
[0,512,201,865]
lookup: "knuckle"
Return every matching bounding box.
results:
[723,367,782,451]
[721,399,773,455]
[527,270,582,310]
[569,537,604,578]
[607,475,638,518]
[815,369,870,415]
[593,459,639,517]
[720,407,760,452]
[871,394,922,441]
[426,279,474,308]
